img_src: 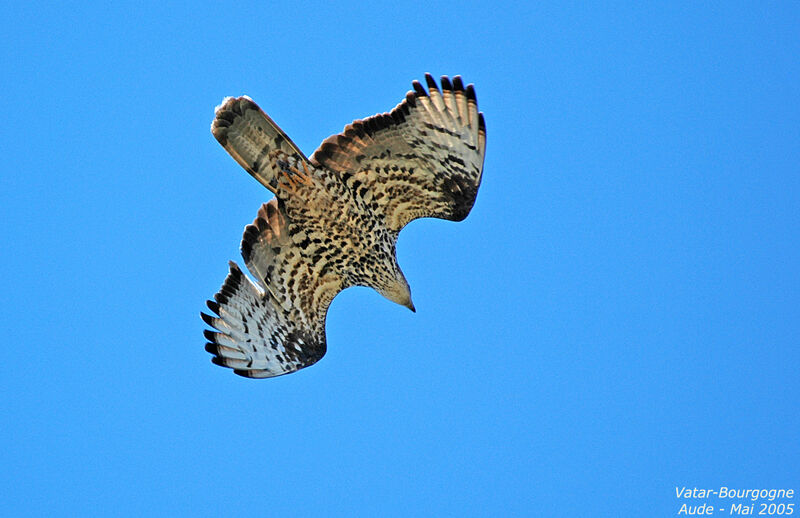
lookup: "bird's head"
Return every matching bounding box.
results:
[378,276,416,313]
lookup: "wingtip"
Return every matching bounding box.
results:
[200,312,216,327]
[412,80,427,97]
[206,300,220,314]
[465,84,477,102]
[440,75,453,91]
[425,73,439,92]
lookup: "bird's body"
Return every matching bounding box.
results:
[202,74,486,378]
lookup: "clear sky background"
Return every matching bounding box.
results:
[1,1,798,516]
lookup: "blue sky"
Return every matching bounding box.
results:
[1,1,798,516]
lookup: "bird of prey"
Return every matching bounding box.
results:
[201,74,486,378]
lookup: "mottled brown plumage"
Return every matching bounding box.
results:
[202,74,486,378]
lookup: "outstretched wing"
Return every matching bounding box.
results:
[201,200,344,378]
[311,74,486,231]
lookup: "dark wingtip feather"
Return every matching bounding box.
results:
[466,84,476,101]
[425,72,439,90]
[224,267,242,285]
[405,91,417,107]
[203,329,218,342]
[452,76,464,91]
[425,73,439,92]
[478,112,486,132]
[391,109,405,124]
[200,312,216,327]
[313,143,332,163]
[205,342,220,355]
[206,300,220,315]
[345,121,366,138]
[241,242,255,263]
[412,80,427,97]
[335,133,352,148]
[214,262,244,305]
[440,76,453,91]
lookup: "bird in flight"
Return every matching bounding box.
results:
[201,74,486,378]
